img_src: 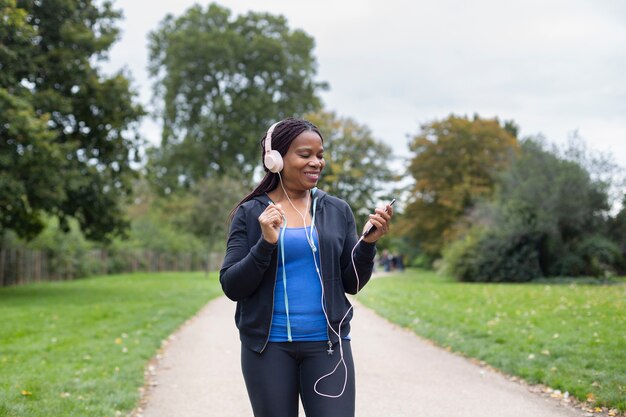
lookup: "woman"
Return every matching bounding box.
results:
[220,118,393,417]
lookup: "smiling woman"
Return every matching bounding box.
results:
[219,118,394,417]
[279,130,325,189]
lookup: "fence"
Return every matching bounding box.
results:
[0,248,224,287]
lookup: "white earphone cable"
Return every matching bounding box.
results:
[312,235,364,398]
[278,173,315,248]
[276,173,367,398]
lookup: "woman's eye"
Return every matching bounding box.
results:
[298,153,323,160]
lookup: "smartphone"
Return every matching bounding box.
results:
[362,198,396,237]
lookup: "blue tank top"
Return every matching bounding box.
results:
[269,226,327,342]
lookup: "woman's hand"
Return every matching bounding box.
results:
[362,204,394,243]
[258,203,285,244]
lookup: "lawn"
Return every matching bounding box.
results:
[359,269,626,412]
[0,272,222,417]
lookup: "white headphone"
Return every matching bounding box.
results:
[264,121,283,173]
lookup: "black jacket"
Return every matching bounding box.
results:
[219,189,376,353]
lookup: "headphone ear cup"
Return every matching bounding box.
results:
[264,150,283,173]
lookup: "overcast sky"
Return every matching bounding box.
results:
[102,0,626,170]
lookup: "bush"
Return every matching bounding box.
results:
[1,210,210,284]
[575,235,622,276]
[29,216,101,278]
[440,138,625,282]
[439,228,483,279]
[442,228,544,282]
[410,253,433,269]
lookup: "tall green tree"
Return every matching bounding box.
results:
[146,3,326,194]
[495,139,619,276]
[0,0,145,242]
[305,110,396,227]
[404,114,519,258]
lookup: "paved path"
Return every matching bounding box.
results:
[134,293,588,417]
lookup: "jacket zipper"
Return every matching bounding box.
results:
[311,198,332,346]
[315,222,332,346]
[260,199,280,354]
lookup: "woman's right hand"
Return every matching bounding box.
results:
[258,203,285,244]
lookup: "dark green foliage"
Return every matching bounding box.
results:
[498,140,609,247]
[146,3,326,193]
[564,234,622,277]
[0,177,212,285]
[496,139,616,277]
[443,138,624,281]
[0,88,65,239]
[1,0,145,242]
[446,229,543,283]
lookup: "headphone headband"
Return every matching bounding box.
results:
[264,121,281,155]
[264,121,283,173]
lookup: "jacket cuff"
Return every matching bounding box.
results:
[251,236,277,261]
[357,240,377,259]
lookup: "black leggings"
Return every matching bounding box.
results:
[241,340,355,417]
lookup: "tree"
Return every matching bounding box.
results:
[495,138,619,276]
[443,138,622,281]
[154,176,248,271]
[0,0,145,242]
[305,110,396,227]
[146,3,326,194]
[404,114,519,258]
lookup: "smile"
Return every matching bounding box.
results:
[304,172,320,180]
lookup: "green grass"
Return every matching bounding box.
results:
[360,269,626,411]
[0,272,222,417]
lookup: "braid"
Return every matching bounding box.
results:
[229,118,323,221]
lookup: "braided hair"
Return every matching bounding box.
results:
[229,118,324,220]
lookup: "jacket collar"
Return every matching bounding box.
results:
[253,188,327,211]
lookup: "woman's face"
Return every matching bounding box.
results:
[281,130,325,191]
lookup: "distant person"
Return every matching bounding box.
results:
[396,253,405,271]
[220,118,393,417]
[381,249,391,272]
[390,252,397,270]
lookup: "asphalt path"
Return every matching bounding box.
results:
[133,284,589,417]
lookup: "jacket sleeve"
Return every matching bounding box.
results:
[340,203,376,294]
[219,205,277,301]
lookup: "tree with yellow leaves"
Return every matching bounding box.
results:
[404,114,519,259]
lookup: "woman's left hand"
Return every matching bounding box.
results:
[362,204,394,243]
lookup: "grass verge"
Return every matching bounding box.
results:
[0,272,222,417]
[360,269,626,412]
